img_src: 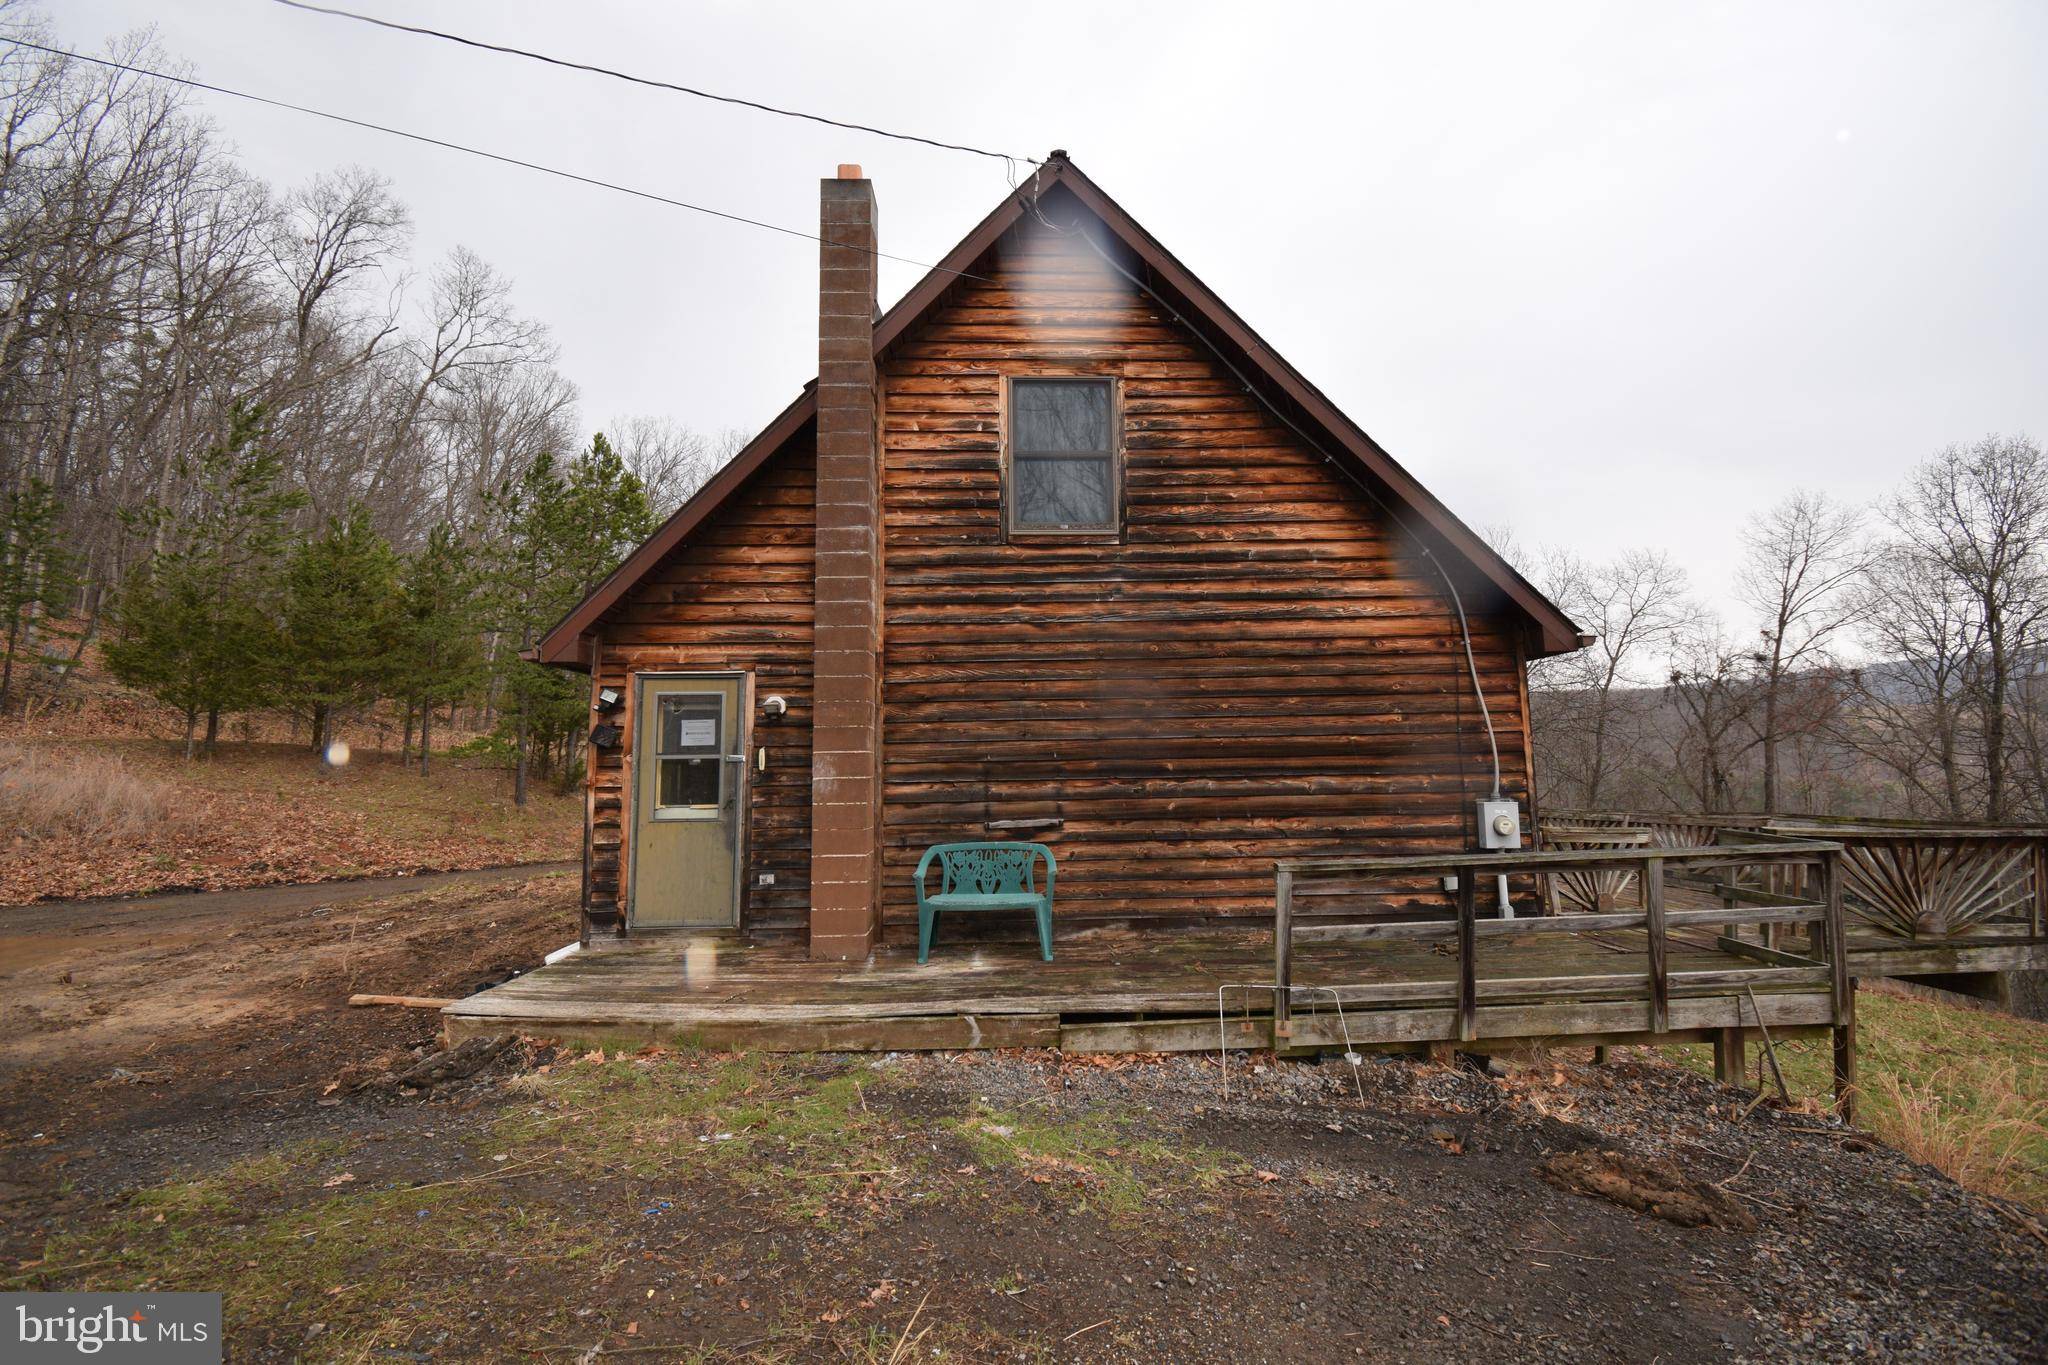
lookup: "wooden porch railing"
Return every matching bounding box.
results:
[1272,841,1850,1057]
[1538,823,1652,911]
[1552,810,2048,942]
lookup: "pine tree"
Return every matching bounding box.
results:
[394,522,484,776]
[281,504,403,755]
[104,407,304,758]
[489,434,656,805]
[0,478,77,715]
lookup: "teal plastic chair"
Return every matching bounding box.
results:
[913,842,1056,963]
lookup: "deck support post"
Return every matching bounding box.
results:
[1713,1027,1746,1088]
[1644,857,1668,1035]
[1272,868,1294,1044]
[1811,847,1857,1122]
[1455,870,1477,1043]
[1833,980,1858,1124]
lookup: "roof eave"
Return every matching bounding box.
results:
[533,387,818,665]
[534,155,1584,666]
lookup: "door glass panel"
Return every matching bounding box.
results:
[654,694,723,814]
[658,755,720,808]
[658,697,720,755]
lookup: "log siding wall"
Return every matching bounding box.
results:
[587,214,1534,944]
[587,434,818,935]
[874,218,1533,940]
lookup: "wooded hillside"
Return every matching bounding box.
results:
[1521,434,2048,823]
[0,6,737,793]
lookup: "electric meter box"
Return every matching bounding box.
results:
[1477,798,1522,850]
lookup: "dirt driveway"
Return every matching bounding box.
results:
[0,862,574,1073]
[3,871,2045,1362]
[0,865,577,1209]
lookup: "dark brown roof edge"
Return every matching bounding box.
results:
[532,175,1043,667]
[1043,168,1580,654]
[534,387,815,667]
[537,157,1583,666]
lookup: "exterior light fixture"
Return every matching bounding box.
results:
[761,695,788,719]
[594,686,622,712]
[590,722,621,749]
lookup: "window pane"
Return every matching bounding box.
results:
[659,756,721,808]
[1014,455,1114,528]
[1014,380,1111,454]
[657,697,720,755]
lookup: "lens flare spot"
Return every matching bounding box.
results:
[324,740,352,768]
[683,937,719,985]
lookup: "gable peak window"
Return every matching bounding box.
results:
[1007,377,1120,535]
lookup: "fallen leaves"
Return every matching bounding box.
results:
[0,738,576,906]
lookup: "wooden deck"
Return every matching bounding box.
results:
[444,921,1841,1054]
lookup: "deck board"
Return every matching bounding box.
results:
[444,922,1842,1052]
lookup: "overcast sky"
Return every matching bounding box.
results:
[48,1,2048,622]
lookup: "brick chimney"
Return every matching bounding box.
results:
[808,166,883,960]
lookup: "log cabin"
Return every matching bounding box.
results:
[534,152,1588,961]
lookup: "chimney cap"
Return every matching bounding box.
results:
[1047,148,1069,162]
[836,163,864,179]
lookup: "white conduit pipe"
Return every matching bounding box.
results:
[1066,224,1517,915]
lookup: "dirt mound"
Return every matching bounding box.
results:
[1542,1148,1757,1231]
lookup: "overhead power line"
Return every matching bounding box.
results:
[271,0,1038,169]
[0,37,986,280]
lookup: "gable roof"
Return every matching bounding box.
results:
[536,155,1585,666]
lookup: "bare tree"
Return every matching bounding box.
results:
[266,165,409,342]
[1883,435,2048,819]
[1530,548,1693,808]
[1845,543,1982,818]
[1737,491,1868,811]
[1663,618,1757,813]
[0,10,592,707]
[607,415,745,513]
[406,247,574,534]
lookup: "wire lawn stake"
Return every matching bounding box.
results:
[1217,983,1366,1104]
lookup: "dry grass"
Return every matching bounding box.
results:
[0,737,576,904]
[0,741,181,842]
[1659,987,2048,1208]
[1865,1059,2048,1206]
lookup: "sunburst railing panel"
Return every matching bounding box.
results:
[1554,811,2048,941]
[1538,822,1650,911]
